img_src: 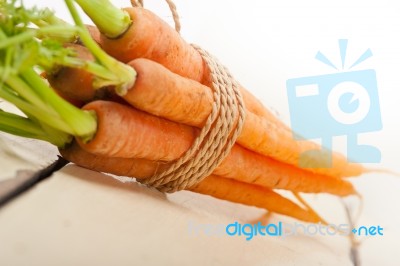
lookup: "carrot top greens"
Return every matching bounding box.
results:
[74,0,131,38]
[0,0,136,147]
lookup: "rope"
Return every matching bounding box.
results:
[130,0,144,8]
[131,0,181,33]
[132,0,245,193]
[138,46,246,193]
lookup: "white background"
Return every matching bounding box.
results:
[24,0,400,265]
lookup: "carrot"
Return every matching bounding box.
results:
[46,43,131,106]
[60,141,162,179]
[60,142,322,223]
[47,43,97,103]
[74,2,365,177]
[78,100,197,160]
[121,58,365,178]
[77,100,356,196]
[46,25,104,105]
[42,5,364,178]
[41,71,85,107]
[0,0,343,225]
[48,51,363,178]
[124,58,214,127]
[100,8,204,83]
[97,7,270,119]
[190,176,323,223]
[53,86,85,108]
[215,144,356,196]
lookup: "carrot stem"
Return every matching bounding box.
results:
[0,0,98,147]
[64,0,136,94]
[58,55,134,90]
[0,31,35,49]
[0,109,71,146]
[36,25,80,43]
[0,26,81,50]
[0,72,95,144]
[0,1,136,92]
[21,68,97,140]
[30,7,69,28]
[74,0,131,38]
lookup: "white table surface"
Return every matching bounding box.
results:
[0,133,353,266]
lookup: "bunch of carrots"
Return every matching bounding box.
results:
[0,0,369,224]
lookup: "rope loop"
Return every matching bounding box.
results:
[138,46,246,193]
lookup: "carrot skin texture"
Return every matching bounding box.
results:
[78,101,196,161]
[47,44,96,103]
[60,142,162,179]
[100,7,204,83]
[77,101,355,196]
[125,58,213,127]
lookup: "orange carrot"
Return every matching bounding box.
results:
[46,42,123,106]
[47,43,97,103]
[50,52,363,178]
[97,6,365,177]
[99,7,270,119]
[215,145,356,196]
[60,142,322,223]
[46,46,363,178]
[78,101,197,160]
[60,141,162,179]
[76,100,355,196]
[42,23,111,105]
[121,58,365,178]
[190,175,322,223]
[125,58,214,127]
[53,86,85,107]
[41,71,85,107]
